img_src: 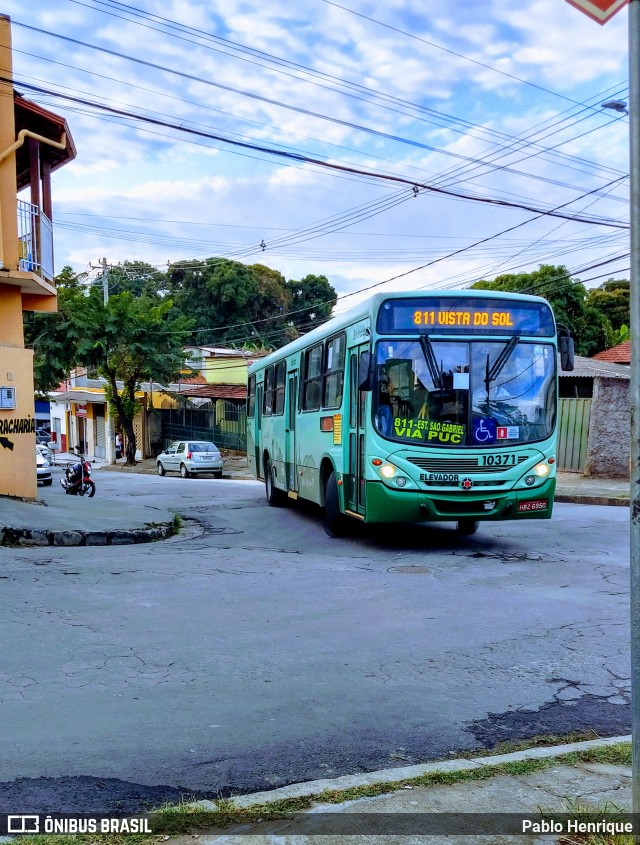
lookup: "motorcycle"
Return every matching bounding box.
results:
[60,454,96,497]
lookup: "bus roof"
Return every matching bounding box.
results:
[248,289,553,373]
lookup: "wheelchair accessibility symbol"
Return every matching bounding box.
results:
[472,417,497,444]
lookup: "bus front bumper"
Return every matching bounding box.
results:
[362,478,556,523]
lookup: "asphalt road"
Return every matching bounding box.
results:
[0,471,631,813]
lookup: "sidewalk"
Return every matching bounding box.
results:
[165,736,632,843]
[100,451,254,480]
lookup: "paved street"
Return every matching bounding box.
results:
[0,470,631,813]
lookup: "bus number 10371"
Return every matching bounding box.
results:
[479,454,517,466]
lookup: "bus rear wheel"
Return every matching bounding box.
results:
[457,519,479,536]
[323,472,350,538]
[265,459,285,507]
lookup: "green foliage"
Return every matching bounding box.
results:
[286,273,336,332]
[471,264,613,356]
[74,289,194,463]
[168,258,288,347]
[585,278,630,333]
[24,266,89,392]
[167,259,335,349]
[104,260,167,299]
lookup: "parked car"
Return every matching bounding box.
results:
[36,442,54,464]
[36,425,51,446]
[36,447,52,486]
[156,441,224,478]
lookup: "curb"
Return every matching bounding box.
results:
[190,734,631,811]
[555,494,629,507]
[0,520,176,547]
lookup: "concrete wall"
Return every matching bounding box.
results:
[584,377,630,478]
[0,344,37,498]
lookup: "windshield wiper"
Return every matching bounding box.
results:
[484,336,521,409]
[420,334,444,390]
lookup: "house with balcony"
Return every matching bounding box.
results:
[0,14,76,498]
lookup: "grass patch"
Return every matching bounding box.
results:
[555,799,633,845]
[467,730,602,758]
[170,513,182,535]
[14,742,631,844]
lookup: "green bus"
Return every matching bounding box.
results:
[247,290,573,536]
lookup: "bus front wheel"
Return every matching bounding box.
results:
[323,472,350,538]
[457,519,479,536]
[265,459,285,507]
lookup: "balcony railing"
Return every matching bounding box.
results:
[17,199,54,283]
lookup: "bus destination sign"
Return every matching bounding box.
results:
[377,297,555,337]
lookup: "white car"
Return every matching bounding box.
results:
[36,447,52,486]
[156,440,224,479]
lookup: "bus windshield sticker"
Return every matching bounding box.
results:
[497,426,519,439]
[333,414,342,445]
[453,372,469,390]
[472,417,497,444]
[378,297,555,337]
[393,417,465,444]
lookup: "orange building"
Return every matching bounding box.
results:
[0,15,76,498]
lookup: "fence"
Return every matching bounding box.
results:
[161,404,247,452]
[557,398,591,472]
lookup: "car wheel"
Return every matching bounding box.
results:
[264,459,285,506]
[157,462,166,476]
[180,463,191,479]
[323,472,350,537]
[457,519,479,536]
[42,479,53,487]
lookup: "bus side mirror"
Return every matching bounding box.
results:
[559,335,575,372]
[358,351,374,391]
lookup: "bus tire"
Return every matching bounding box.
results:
[265,459,285,506]
[323,472,350,538]
[457,519,479,536]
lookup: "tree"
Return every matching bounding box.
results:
[104,260,168,299]
[585,278,630,333]
[73,289,194,464]
[24,266,88,392]
[471,264,612,356]
[168,257,293,347]
[286,273,336,334]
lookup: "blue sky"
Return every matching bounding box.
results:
[6,0,631,311]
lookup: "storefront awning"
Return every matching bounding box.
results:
[52,391,107,404]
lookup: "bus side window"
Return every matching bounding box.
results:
[303,343,323,410]
[247,375,256,417]
[323,333,346,409]
[264,366,274,416]
[274,362,286,415]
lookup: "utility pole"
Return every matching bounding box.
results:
[102,256,109,305]
[629,0,640,831]
[89,257,110,304]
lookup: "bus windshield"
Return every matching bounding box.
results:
[374,339,556,447]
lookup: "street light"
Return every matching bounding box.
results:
[602,98,629,115]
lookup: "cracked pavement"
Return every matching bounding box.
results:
[0,472,631,813]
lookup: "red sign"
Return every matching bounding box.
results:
[565,0,628,24]
[76,404,87,418]
[518,499,548,512]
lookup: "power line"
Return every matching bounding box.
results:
[10,77,629,230]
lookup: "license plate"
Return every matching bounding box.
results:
[518,499,547,512]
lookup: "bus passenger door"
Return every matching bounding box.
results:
[255,384,264,480]
[285,373,298,494]
[347,346,368,517]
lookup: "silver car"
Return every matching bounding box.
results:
[156,440,224,479]
[36,447,53,486]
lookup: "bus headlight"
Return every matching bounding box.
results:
[534,463,550,477]
[396,476,407,488]
[380,464,396,478]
